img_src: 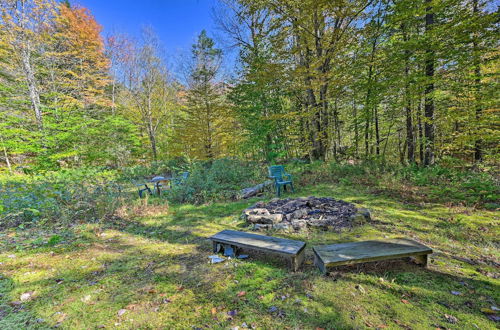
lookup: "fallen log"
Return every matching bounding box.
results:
[239,180,273,199]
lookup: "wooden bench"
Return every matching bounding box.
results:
[209,230,306,271]
[313,238,432,274]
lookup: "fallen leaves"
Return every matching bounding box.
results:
[237,291,246,297]
[20,291,35,302]
[401,299,410,305]
[444,314,458,324]
[54,311,67,324]
[227,310,237,319]
[393,319,412,329]
[481,307,500,322]
[268,306,286,318]
[480,307,496,314]
[355,284,366,294]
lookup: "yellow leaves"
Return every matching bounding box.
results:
[48,2,110,108]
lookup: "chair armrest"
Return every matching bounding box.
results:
[284,173,292,180]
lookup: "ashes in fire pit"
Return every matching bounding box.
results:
[242,196,370,232]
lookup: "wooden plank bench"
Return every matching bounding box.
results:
[209,230,306,271]
[313,238,432,274]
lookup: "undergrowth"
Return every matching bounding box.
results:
[1,158,497,230]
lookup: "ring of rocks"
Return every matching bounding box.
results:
[242,196,371,232]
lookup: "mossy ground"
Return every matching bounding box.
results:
[0,183,498,329]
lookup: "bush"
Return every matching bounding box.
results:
[0,168,127,229]
[399,165,499,205]
[293,160,499,206]
[119,157,190,181]
[167,158,264,204]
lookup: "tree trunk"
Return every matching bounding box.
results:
[472,0,482,163]
[353,97,359,158]
[418,97,424,164]
[146,95,157,160]
[332,98,340,160]
[111,69,116,115]
[1,136,12,174]
[423,0,435,166]
[364,34,378,159]
[20,45,43,130]
[403,23,415,164]
[374,104,380,156]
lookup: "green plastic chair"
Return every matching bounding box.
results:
[173,171,189,185]
[135,182,152,198]
[268,165,294,197]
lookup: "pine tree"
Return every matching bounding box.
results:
[179,30,239,160]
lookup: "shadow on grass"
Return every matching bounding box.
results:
[0,275,52,329]
[2,223,497,328]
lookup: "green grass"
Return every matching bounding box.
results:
[0,183,498,329]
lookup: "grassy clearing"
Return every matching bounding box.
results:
[0,183,498,329]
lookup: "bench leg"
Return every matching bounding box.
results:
[313,252,327,274]
[413,254,428,267]
[291,249,305,271]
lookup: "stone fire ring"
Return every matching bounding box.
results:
[242,196,371,232]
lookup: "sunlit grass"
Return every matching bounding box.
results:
[0,182,498,329]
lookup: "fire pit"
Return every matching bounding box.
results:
[242,196,370,232]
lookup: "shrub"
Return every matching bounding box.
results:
[167,158,264,204]
[0,168,127,229]
[119,156,190,181]
[292,160,498,206]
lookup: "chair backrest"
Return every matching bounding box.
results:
[173,171,189,185]
[268,165,285,180]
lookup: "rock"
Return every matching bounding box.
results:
[243,208,270,217]
[289,208,308,220]
[254,201,265,208]
[247,213,283,224]
[242,196,365,232]
[350,208,371,225]
[308,220,329,230]
[273,223,290,231]
[291,220,308,230]
[253,224,272,231]
[357,208,371,220]
[350,213,367,225]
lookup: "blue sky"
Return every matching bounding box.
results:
[77,0,220,53]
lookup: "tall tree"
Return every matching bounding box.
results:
[48,2,110,109]
[117,28,174,160]
[178,30,238,160]
[0,0,56,130]
[423,0,435,166]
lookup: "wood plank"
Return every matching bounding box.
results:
[210,230,305,256]
[313,238,432,271]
